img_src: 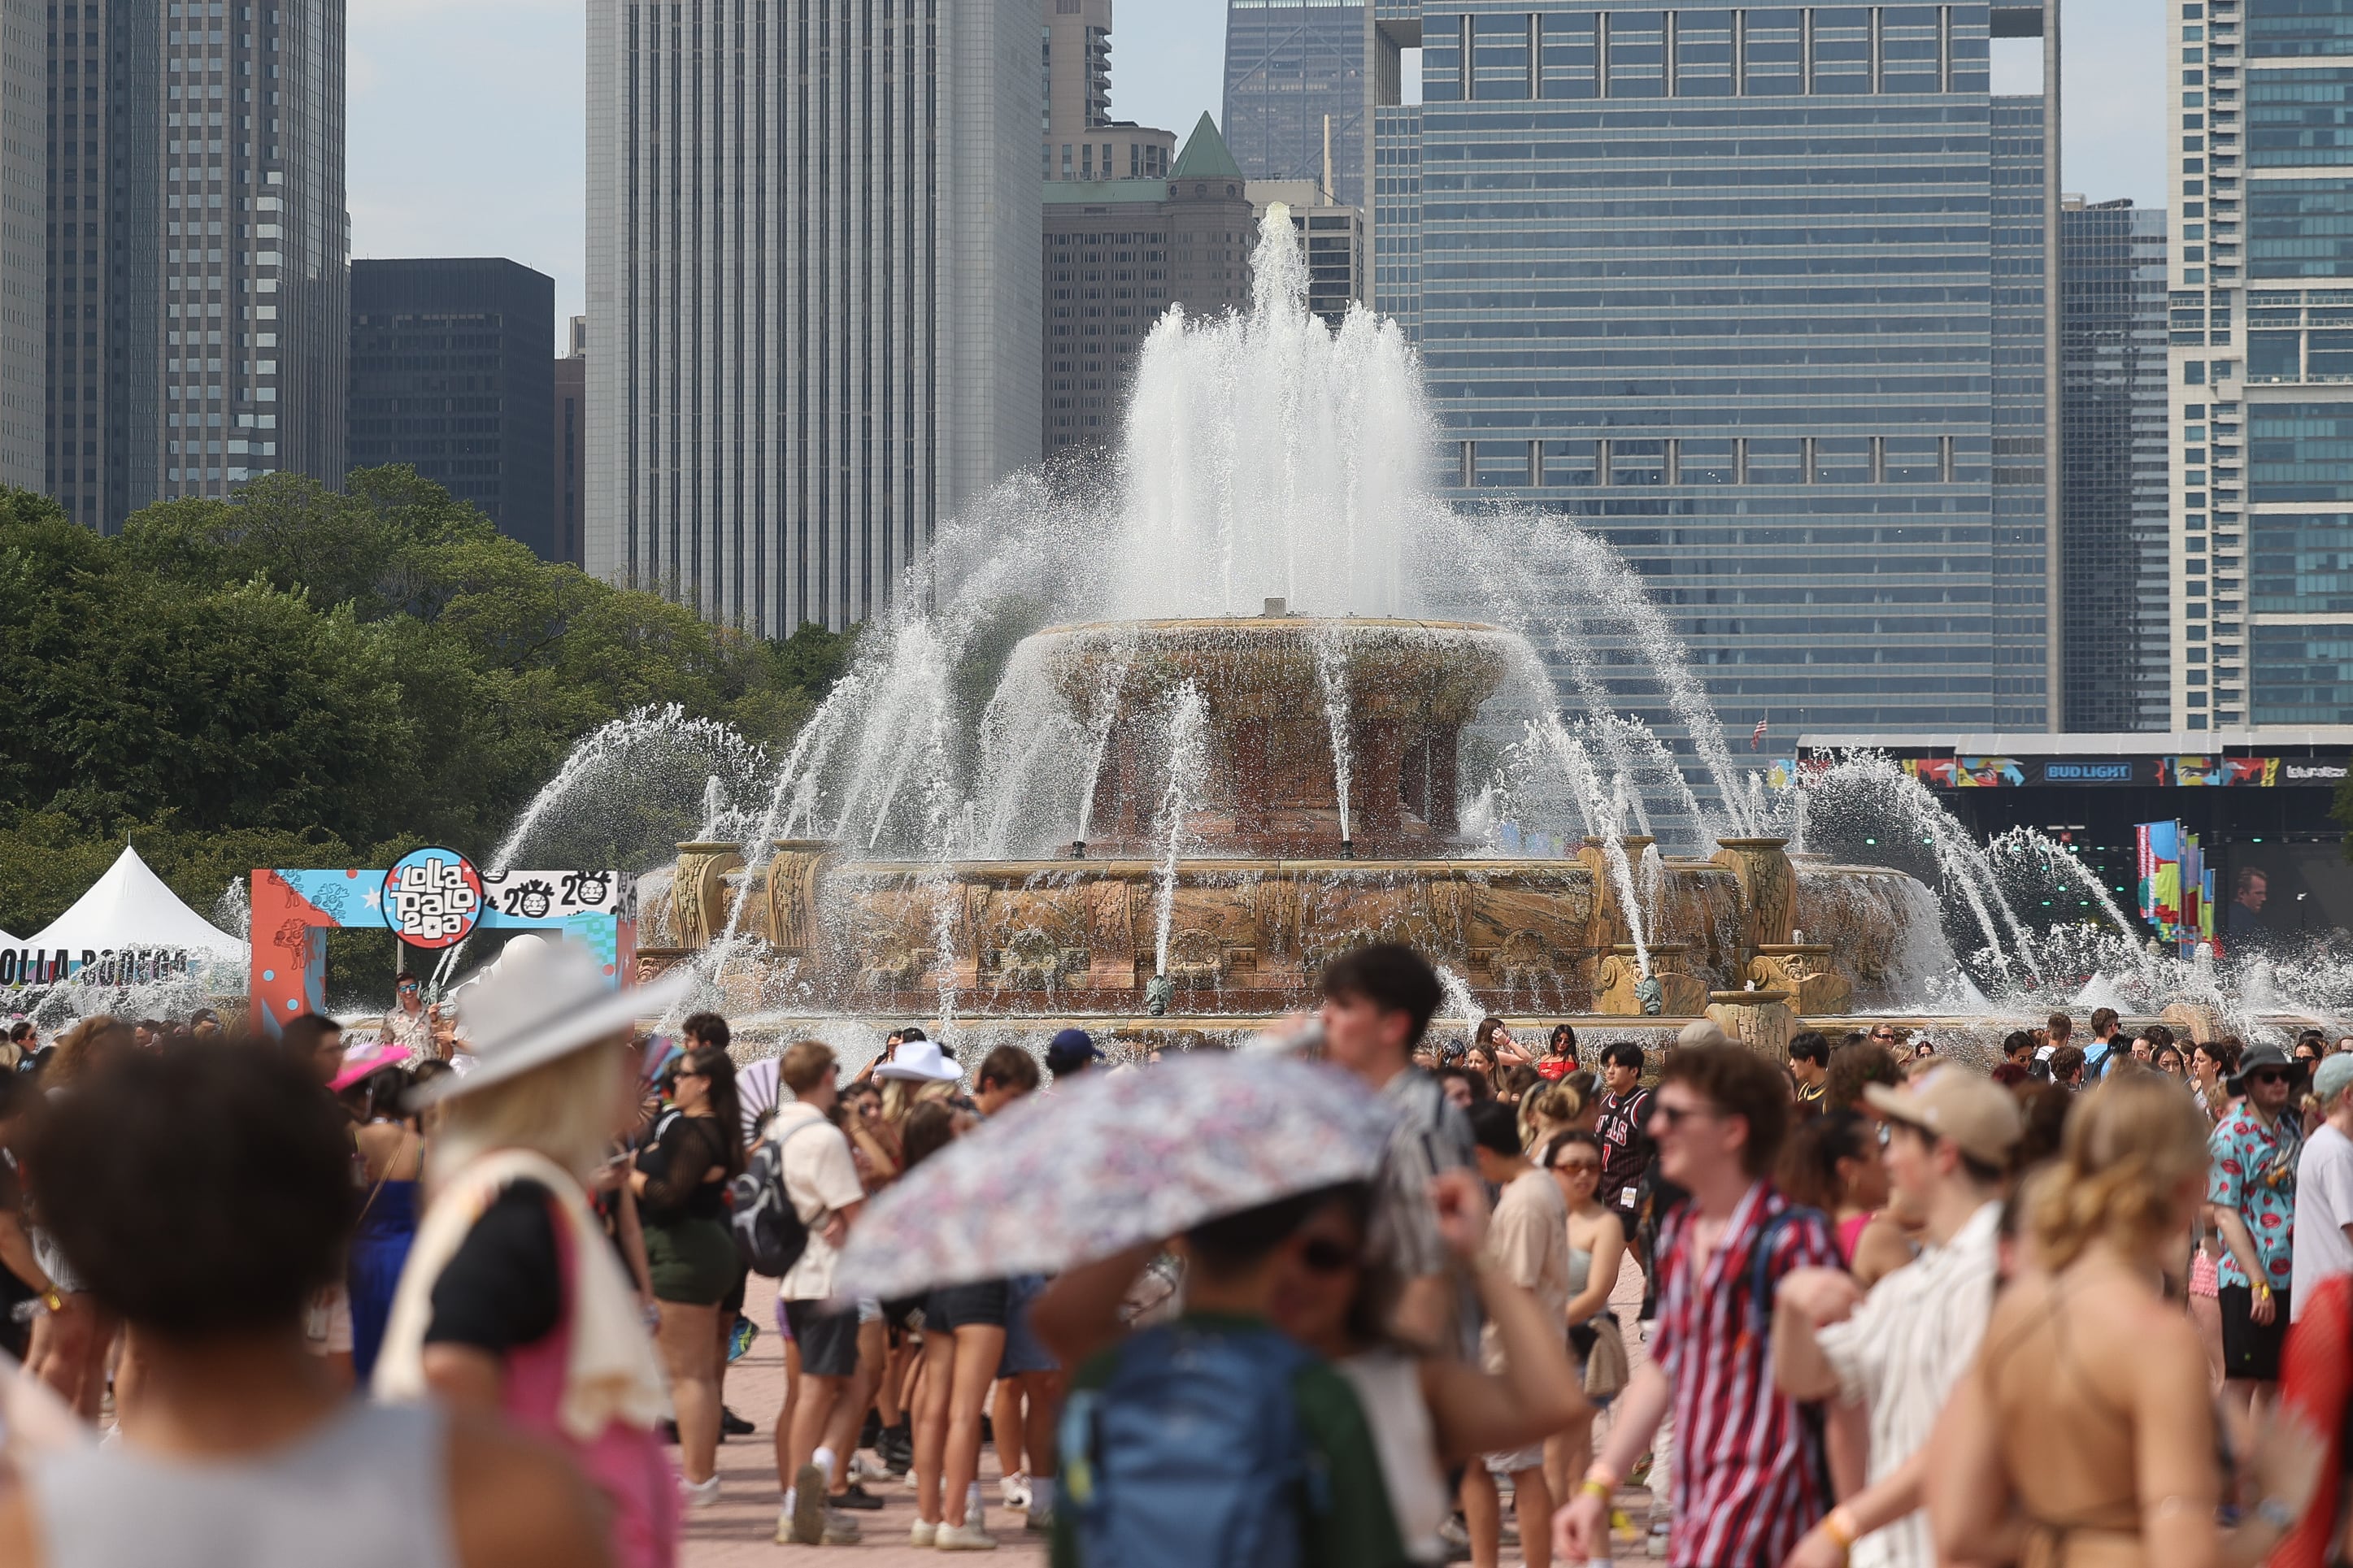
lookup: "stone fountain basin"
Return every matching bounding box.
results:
[1024,616,1518,858]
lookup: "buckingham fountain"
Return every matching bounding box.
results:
[617,209,1964,1060]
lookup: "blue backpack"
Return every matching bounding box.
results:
[1059,1323,1329,1568]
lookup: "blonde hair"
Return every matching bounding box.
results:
[2031,1072,2211,1270]
[428,1034,628,1186]
[1519,1082,1582,1153]
[48,1015,128,1089]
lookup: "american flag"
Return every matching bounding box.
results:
[1751,715,1768,752]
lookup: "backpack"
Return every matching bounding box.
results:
[727,1117,825,1278]
[1743,1203,1835,1492]
[1059,1323,1328,1568]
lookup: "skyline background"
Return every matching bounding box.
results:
[351,0,2165,328]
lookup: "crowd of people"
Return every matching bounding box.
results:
[6,960,2353,1566]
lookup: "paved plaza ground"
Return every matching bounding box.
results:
[683,1262,1657,1566]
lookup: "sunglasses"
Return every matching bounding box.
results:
[2251,1071,2290,1087]
[1555,1159,1603,1175]
[1653,1102,1722,1128]
[1870,1031,1896,1042]
[1297,1237,1360,1275]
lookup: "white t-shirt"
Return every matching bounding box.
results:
[2293,1122,2353,1322]
[769,1101,863,1302]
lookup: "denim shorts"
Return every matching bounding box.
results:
[998,1273,1059,1376]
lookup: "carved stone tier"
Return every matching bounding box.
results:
[1027,617,1512,859]
[1711,838,1797,964]
[1707,988,1798,1062]
[1749,944,1854,1017]
[1594,942,1710,1018]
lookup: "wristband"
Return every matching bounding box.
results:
[1583,1461,1621,1492]
[1823,1506,1861,1552]
[40,1288,63,1314]
[1581,1478,1614,1502]
[2255,1281,2274,1300]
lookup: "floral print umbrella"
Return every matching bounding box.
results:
[830,1052,1398,1301]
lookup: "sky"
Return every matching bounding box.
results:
[350,0,2168,332]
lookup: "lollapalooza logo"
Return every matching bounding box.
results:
[381,848,485,949]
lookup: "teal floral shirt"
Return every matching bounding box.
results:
[2208,1105,2301,1291]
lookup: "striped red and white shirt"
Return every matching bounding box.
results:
[1651,1181,1838,1568]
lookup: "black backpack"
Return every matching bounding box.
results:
[728,1118,825,1277]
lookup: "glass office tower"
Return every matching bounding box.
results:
[2059,198,2171,732]
[1376,2,2060,737]
[1224,0,1372,208]
[2173,0,2353,727]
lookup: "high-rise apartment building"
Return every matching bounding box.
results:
[1372,2,2062,736]
[1045,115,1255,455]
[555,313,583,567]
[0,0,41,489]
[43,0,346,531]
[586,0,1044,636]
[1224,0,1371,209]
[2168,0,2353,726]
[2059,198,2171,732]
[1045,0,1173,184]
[349,258,555,556]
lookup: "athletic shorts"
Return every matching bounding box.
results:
[2220,1284,2290,1381]
[784,1297,861,1378]
[645,1218,740,1306]
[998,1273,1059,1377]
[927,1279,1009,1332]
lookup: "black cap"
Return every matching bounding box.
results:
[1045,1028,1103,1075]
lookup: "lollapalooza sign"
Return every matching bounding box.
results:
[0,945,203,990]
[249,848,637,1032]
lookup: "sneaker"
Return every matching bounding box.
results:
[830,1483,885,1513]
[849,1451,890,1483]
[789,1464,829,1545]
[720,1405,756,1438]
[729,1314,759,1363]
[909,1520,939,1548]
[821,1509,864,1546]
[1025,1505,1055,1535]
[681,1474,722,1509]
[935,1521,999,1552]
[1000,1472,1032,1511]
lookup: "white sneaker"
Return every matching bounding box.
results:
[909,1519,939,1548]
[680,1474,721,1509]
[1001,1472,1032,1511]
[935,1521,999,1552]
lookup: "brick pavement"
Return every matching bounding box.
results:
[684,1256,1658,1566]
[681,1303,1046,1568]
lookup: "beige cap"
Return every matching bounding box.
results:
[1677,1019,1730,1051]
[1864,1069,2023,1169]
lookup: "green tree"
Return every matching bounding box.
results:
[0,472,854,935]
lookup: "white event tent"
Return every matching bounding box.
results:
[24,845,246,959]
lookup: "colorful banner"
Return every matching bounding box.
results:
[250,864,636,1033]
[2139,821,2181,936]
[2162,756,2281,787]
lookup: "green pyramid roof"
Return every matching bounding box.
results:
[1170,113,1244,181]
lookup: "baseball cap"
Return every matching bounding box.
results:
[1045,1027,1103,1076]
[1864,1068,2024,1169]
[2316,1053,2353,1108]
[1677,1019,1729,1051]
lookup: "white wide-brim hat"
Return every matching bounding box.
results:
[409,936,692,1106]
[873,1037,961,1084]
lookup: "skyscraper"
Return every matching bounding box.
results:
[1044,115,1255,455]
[1044,0,1174,184]
[586,0,1044,636]
[1224,0,1371,209]
[555,314,584,567]
[2168,0,2353,727]
[1374,2,2062,736]
[349,258,555,557]
[0,0,41,489]
[2059,198,2171,732]
[44,0,347,531]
